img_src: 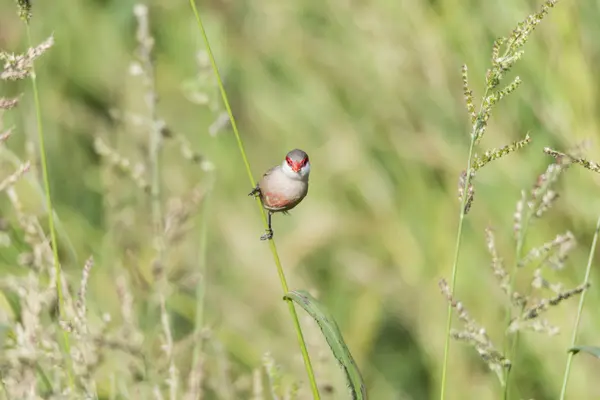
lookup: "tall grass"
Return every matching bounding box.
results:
[1,0,600,398]
[21,5,75,389]
[440,1,560,397]
[187,2,321,398]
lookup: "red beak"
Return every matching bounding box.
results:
[292,163,301,172]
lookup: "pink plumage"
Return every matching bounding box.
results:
[249,149,311,240]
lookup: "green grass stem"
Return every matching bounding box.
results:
[439,136,476,400]
[440,83,493,399]
[559,215,600,399]
[25,24,74,389]
[187,2,321,398]
[502,203,532,399]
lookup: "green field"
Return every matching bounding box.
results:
[1,0,600,398]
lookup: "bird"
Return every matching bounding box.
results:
[248,149,311,240]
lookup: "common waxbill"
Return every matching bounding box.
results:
[249,149,311,240]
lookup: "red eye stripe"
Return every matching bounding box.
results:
[286,155,308,170]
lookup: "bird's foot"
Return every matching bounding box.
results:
[260,229,273,241]
[282,210,290,216]
[248,185,260,197]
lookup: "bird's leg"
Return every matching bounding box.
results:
[260,211,274,240]
[248,184,260,198]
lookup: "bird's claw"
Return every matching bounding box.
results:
[260,229,273,241]
[248,186,260,197]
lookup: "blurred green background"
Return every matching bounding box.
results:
[1,0,600,398]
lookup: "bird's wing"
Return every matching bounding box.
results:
[255,165,278,194]
[249,166,277,194]
[261,165,278,178]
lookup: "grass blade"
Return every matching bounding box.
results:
[24,26,74,389]
[284,290,368,399]
[568,346,600,359]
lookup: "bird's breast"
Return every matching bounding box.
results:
[259,172,308,211]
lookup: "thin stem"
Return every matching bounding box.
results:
[503,173,551,397]
[505,204,532,327]
[136,3,165,267]
[559,215,600,399]
[25,25,74,388]
[502,195,534,399]
[191,177,213,390]
[439,136,476,399]
[440,81,493,399]
[149,88,163,264]
[187,2,321,398]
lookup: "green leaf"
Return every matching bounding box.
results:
[569,345,600,359]
[284,290,368,399]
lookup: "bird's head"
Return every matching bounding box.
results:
[281,148,310,180]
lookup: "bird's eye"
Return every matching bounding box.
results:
[286,156,293,166]
[303,156,309,165]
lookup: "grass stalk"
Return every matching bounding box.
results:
[558,215,600,399]
[440,79,494,398]
[502,216,530,400]
[135,3,165,266]
[502,161,566,397]
[191,177,213,385]
[439,136,476,399]
[441,22,548,393]
[25,25,75,388]
[149,94,163,264]
[187,2,321,398]
[503,167,551,397]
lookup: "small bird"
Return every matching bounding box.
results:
[249,149,311,240]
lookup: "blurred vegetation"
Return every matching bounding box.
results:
[1,0,600,398]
